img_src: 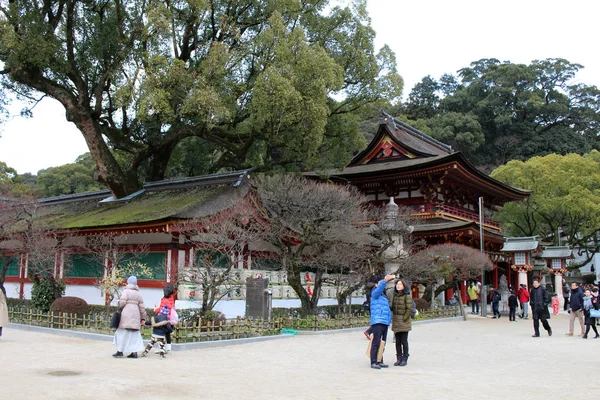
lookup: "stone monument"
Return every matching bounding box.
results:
[498,274,510,313]
[378,197,413,275]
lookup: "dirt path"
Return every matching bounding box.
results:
[0,313,592,399]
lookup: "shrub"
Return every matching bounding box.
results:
[271,304,366,319]
[31,277,65,312]
[50,297,90,316]
[413,297,429,311]
[5,297,30,308]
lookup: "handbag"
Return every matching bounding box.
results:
[110,309,122,329]
[169,308,179,325]
[589,308,600,318]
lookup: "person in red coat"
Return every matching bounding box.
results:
[154,285,176,353]
[518,284,530,319]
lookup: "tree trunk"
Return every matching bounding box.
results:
[287,264,314,315]
[0,256,9,296]
[144,143,177,182]
[309,269,324,311]
[69,116,140,198]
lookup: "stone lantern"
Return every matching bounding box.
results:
[379,197,413,275]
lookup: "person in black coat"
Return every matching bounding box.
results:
[529,279,552,337]
[508,290,518,322]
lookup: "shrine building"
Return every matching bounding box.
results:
[307,112,531,301]
[2,113,532,306]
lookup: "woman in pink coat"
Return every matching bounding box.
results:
[113,276,147,358]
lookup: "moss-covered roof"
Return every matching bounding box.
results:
[36,170,253,230]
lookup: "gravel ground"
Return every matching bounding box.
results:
[0,312,593,400]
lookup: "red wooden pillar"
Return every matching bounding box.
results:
[19,253,26,300]
[168,233,180,300]
[460,281,467,304]
[493,266,499,288]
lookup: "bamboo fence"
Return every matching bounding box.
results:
[7,305,460,343]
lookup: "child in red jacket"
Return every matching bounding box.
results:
[154,285,177,353]
[551,294,560,315]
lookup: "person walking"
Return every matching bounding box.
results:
[368,274,394,369]
[142,306,174,358]
[530,278,552,337]
[154,285,177,354]
[0,288,9,340]
[562,280,570,311]
[467,281,478,315]
[566,282,585,337]
[113,276,147,359]
[390,279,412,366]
[582,288,599,339]
[518,284,530,319]
[490,287,501,318]
[508,290,518,321]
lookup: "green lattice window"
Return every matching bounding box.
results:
[0,257,19,277]
[252,258,281,270]
[195,250,231,269]
[66,254,103,278]
[119,252,166,280]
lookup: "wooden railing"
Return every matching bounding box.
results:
[7,306,460,342]
[411,203,500,229]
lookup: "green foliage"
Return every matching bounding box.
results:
[0,0,402,197]
[36,157,103,197]
[399,58,600,169]
[491,152,600,250]
[31,277,65,312]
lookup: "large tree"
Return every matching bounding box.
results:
[400,243,493,303]
[255,173,374,315]
[491,151,600,262]
[0,0,402,198]
[399,58,600,170]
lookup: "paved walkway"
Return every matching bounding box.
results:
[1,313,594,400]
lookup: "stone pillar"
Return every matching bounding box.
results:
[518,270,528,287]
[384,262,400,276]
[554,273,564,309]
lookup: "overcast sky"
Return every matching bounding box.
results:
[1,0,599,175]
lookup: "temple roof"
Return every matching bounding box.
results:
[36,169,252,231]
[308,152,530,202]
[348,111,453,166]
[500,236,539,252]
[540,246,572,259]
[307,112,530,203]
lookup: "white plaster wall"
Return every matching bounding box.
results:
[3,282,21,298]
[23,283,33,299]
[64,285,106,305]
[176,297,365,317]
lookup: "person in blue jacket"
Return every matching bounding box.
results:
[369,274,395,369]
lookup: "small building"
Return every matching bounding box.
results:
[539,245,572,308]
[500,236,539,290]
